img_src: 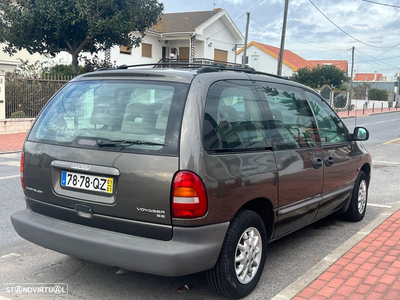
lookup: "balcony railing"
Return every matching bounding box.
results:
[157,58,242,68]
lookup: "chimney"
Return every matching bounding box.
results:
[374,71,377,81]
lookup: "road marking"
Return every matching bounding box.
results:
[367,203,392,208]
[383,137,400,145]
[0,253,20,260]
[373,160,400,165]
[0,175,19,180]
[374,121,386,124]
[0,161,20,167]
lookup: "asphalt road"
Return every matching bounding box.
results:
[0,112,399,300]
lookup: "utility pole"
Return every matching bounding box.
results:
[242,12,250,68]
[348,46,355,115]
[277,0,289,76]
[396,70,400,108]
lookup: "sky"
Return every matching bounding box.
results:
[161,0,400,80]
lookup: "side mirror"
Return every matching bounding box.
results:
[353,127,369,141]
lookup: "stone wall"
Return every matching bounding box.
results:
[0,118,35,134]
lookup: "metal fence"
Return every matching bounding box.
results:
[5,74,72,118]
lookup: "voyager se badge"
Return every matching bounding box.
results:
[136,207,166,218]
[71,163,91,171]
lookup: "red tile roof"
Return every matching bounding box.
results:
[237,42,349,73]
[354,73,383,81]
[237,41,311,71]
[308,60,348,73]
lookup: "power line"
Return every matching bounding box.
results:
[206,0,265,40]
[362,0,400,9]
[309,0,400,49]
[251,17,346,51]
[356,49,399,69]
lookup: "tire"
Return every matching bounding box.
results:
[207,210,267,299]
[345,171,368,222]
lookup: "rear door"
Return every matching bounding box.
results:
[24,79,189,239]
[304,91,358,219]
[256,81,323,237]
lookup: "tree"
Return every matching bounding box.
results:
[353,83,371,100]
[0,0,164,75]
[368,88,388,101]
[292,65,349,89]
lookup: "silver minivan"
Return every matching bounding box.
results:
[12,65,371,299]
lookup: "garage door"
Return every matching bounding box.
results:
[214,49,228,63]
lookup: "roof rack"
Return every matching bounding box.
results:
[110,63,289,80]
[116,63,207,69]
[196,65,289,80]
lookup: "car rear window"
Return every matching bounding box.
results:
[28,80,189,155]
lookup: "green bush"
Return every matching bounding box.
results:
[10,110,25,118]
[368,88,388,101]
[44,64,84,76]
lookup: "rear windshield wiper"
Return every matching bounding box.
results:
[97,139,166,148]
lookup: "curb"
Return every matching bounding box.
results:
[339,110,400,119]
[271,202,400,300]
[0,150,22,155]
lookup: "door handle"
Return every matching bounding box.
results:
[312,158,323,169]
[324,156,334,167]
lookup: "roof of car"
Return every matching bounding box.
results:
[71,65,310,90]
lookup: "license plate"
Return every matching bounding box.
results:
[61,171,113,194]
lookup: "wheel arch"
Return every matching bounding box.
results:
[238,197,275,242]
[360,163,371,184]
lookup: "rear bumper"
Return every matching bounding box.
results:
[11,209,229,277]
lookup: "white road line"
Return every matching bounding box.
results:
[367,203,392,208]
[0,161,20,167]
[373,161,400,165]
[0,253,20,260]
[0,175,19,180]
[374,121,386,124]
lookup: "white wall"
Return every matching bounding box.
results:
[202,18,237,62]
[111,34,163,65]
[196,40,205,58]
[237,45,294,76]
[44,35,163,67]
[0,43,42,72]
[353,99,389,110]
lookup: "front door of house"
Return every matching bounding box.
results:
[179,47,189,62]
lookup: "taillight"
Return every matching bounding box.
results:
[172,171,208,218]
[20,152,25,189]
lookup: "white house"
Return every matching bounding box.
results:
[47,8,244,68]
[236,41,311,76]
[237,41,348,76]
[0,44,42,73]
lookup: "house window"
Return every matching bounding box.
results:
[214,49,228,62]
[142,43,152,58]
[120,45,131,55]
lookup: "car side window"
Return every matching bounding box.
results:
[203,80,271,151]
[304,91,348,144]
[256,82,319,150]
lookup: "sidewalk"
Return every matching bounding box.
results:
[283,205,400,300]
[337,107,399,119]
[0,132,27,153]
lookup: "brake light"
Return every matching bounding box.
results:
[20,152,25,189]
[172,171,208,218]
